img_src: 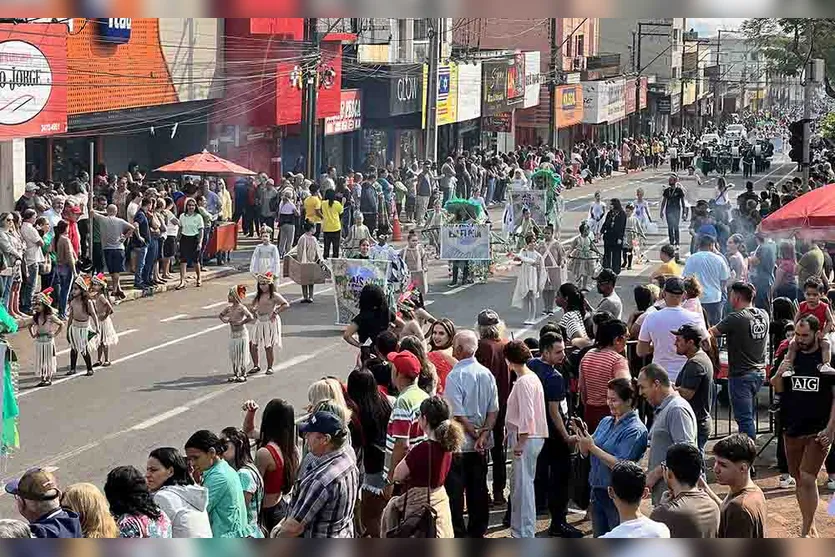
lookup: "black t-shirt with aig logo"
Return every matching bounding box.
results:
[782,348,835,437]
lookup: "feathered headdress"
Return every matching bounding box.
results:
[229,284,247,302]
[34,287,55,308]
[73,274,91,292]
[90,273,107,287]
[257,272,275,285]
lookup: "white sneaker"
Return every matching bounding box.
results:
[779,474,796,489]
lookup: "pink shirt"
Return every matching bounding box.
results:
[505,372,549,439]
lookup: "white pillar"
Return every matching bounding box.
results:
[0,139,26,212]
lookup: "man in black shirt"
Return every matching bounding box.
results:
[771,315,835,538]
[672,324,714,460]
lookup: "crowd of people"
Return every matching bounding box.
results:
[3,269,833,538]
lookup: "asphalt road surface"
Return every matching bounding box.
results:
[0,156,799,518]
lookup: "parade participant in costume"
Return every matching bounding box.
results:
[66,275,98,377]
[589,191,606,243]
[249,272,290,377]
[219,285,254,383]
[249,226,281,278]
[623,203,647,270]
[538,224,566,315]
[569,222,601,291]
[512,234,548,326]
[345,213,372,255]
[424,198,447,256]
[0,304,20,460]
[401,230,428,295]
[90,274,117,367]
[286,221,322,303]
[29,288,62,387]
[515,207,541,251]
[634,188,653,230]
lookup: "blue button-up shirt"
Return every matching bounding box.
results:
[590,410,648,489]
[443,356,500,452]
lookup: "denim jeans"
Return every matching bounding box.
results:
[697,418,711,464]
[133,246,148,287]
[486,177,496,204]
[665,210,681,245]
[0,275,12,310]
[142,239,157,285]
[20,262,38,314]
[52,264,73,318]
[703,301,724,327]
[590,486,619,537]
[729,371,765,440]
[510,437,544,538]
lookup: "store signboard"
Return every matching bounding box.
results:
[325,89,361,136]
[523,51,541,109]
[456,61,481,122]
[97,18,132,44]
[507,53,526,107]
[483,112,512,132]
[0,24,68,138]
[482,59,509,116]
[422,62,458,127]
[625,78,637,115]
[390,66,423,116]
[554,84,584,128]
[581,77,626,124]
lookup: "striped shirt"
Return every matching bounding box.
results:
[560,310,588,340]
[384,384,429,476]
[289,446,359,538]
[579,348,630,407]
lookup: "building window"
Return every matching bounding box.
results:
[575,35,585,56]
[566,36,573,57]
[414,18,429,41]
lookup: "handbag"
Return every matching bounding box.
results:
[384,443,438,538]
[566,404,591,511]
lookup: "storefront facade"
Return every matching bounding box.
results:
[355,64,424,169]
[322,89,362,173]
[27,18,223,184]
[0,22,68,209]
[481,55,526,153]
[580,77,627,144]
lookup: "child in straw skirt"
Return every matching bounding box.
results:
[91,273,117,367]
[29,288,63,387]
[220,285,254,383]
[67,275,99,377]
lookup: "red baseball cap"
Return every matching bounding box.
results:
[387,351,421,379]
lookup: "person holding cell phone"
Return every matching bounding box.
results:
[573,377,648,538]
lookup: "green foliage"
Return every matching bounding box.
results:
[819,112,835,140]
[742,18,835,96]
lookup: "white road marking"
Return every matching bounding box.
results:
[6,342,346,478]
[443,283,475,296]
[160,314,187,323]
[131,407,190,431]
[512,313,554,340]
[424,300,435,306]
[52,329,139,359]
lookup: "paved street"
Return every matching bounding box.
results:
[0,158,809,529]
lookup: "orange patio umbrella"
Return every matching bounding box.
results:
[154,149,257,175]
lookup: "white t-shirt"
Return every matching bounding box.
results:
[602,516,670,538]
[598,292,623,320]
[638,306,706,382]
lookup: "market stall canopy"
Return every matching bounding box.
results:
[759,183,835,240]
[155,150,256,175]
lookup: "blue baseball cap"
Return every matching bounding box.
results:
[298,411,344,436]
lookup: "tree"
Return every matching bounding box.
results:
[742,18,835,98]
[820,112,835,140]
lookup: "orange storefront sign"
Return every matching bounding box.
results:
[67,18,177,115]
[555,84,583,128]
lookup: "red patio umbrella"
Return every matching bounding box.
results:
[154,149,256,175]
[759,182,835,240]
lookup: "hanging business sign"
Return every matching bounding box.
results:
[639,77,648,110]
[554,84,583,128]
[276,42,343,126]
[96,18,132,44]
[506,53,526,107]
[390,66,423,116]
[422,62,458,128]
[581,78,626,124]
[0,24,68,138]
[482,59,509,116]
[324,89,361,136]
[456,61,482,122]
[523,51,541,109]
[625,78,637,115]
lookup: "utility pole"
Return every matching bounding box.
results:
[548,18,558,147]
[424,18,441,163]
[636,25,643,136]
[802,59,814,186]
[302,17,319,179]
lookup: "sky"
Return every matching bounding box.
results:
[687,18,748,37]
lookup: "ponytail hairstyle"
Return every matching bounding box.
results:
[419,396,463,453]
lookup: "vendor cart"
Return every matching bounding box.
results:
[204,222,238,265]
